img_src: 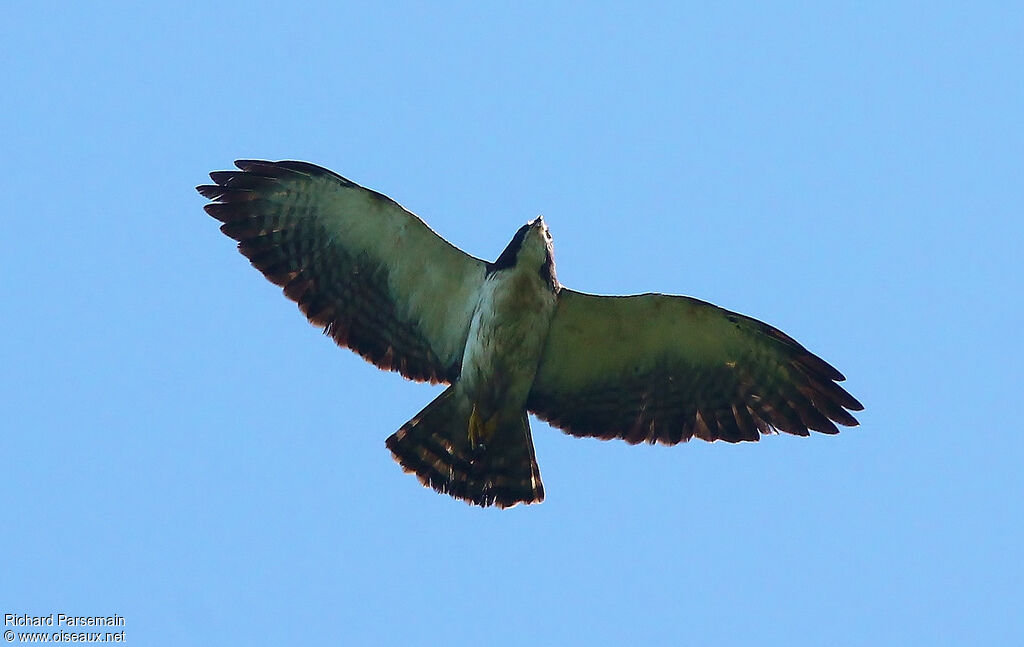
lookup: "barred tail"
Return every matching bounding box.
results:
[385,386,544,508]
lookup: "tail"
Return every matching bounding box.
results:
[385,386,545,508]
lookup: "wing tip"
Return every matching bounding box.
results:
[228,159,354,184]
[233,158,268,171]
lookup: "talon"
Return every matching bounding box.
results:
[468,404,500,450]
[469,404,484,449]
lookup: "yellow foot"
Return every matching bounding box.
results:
[468,404,499,449]
[468,405,483,449]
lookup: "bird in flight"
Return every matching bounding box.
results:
[197,160,863,508]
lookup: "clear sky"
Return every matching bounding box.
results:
[3,2,1021,645]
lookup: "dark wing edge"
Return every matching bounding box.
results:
[527,290,863,445]
[197,160,487,383]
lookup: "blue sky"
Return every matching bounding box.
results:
[3,2,1021,645]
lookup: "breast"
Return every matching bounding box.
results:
[459,269,558,405]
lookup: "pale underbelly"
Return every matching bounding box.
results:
[459,272,556,414]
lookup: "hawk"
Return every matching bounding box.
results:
[197,160,863,508]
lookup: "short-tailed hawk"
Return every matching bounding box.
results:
[197,160,863,508]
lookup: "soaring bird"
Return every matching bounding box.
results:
[197,160,863,508]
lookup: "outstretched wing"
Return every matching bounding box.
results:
[527,290,862,444]
[197,160,487,383]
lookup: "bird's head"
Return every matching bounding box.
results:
[524,215,553,255]
[520,216,557,289]
[492,216,558,289]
